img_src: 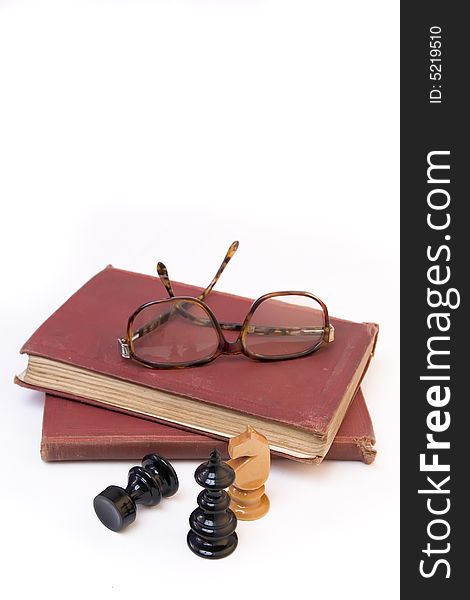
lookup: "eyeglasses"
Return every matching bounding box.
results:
[119,241,334,369]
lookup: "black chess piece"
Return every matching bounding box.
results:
[187,449,238,559]
[93,454,179,532]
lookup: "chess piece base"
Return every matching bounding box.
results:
[187,530,238,560]
[93,486,136,532]
[229,484,270,521]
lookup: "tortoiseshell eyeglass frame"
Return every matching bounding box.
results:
[118,241,335,369]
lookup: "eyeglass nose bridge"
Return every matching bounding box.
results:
[221,338,243,355]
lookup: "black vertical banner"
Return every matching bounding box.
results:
[401,2,465,596]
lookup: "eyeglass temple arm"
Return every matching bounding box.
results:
[220,322,334,342]
[156,241,239,300]
[197,240,239,301]
[231,323,334,344]
[156,262,175,297]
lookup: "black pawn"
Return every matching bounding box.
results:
[93,454,179,532]
[187,449,238,559]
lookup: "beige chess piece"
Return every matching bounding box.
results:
[227,426,270,521]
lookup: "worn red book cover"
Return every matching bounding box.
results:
[41,389,376,463]
[17,265,379,462]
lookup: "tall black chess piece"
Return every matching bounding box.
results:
[187,449,238,559]
[93,454,179,532]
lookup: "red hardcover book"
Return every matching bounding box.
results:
[17,265,378,463]
[41,389,376,463]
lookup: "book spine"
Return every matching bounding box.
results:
[41,435,375,463]
[41,436,230,461]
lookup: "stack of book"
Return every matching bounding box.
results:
[16,266,379,464]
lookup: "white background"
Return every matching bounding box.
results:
[0,1,399,598]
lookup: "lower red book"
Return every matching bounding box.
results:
[41,389,377,464]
